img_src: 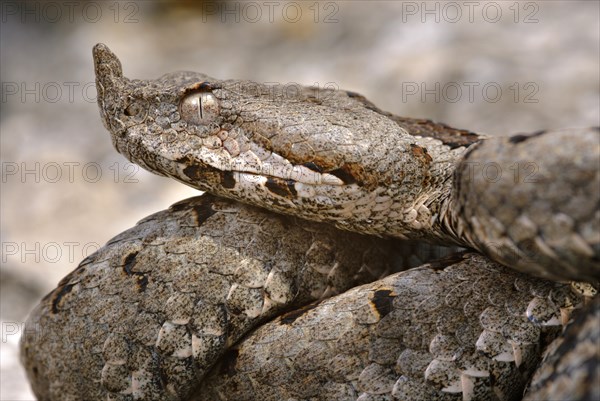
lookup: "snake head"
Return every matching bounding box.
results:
[93,45,358,207]
[91,44,463,237]
[93,43,218,176]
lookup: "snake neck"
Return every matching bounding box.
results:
[434,194,479,249]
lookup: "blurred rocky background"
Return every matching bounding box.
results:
[1,1,598,398]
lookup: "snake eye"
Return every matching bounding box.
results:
[180,91,220,125]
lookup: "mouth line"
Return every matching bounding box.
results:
[224,165,347,187]
[127,128,353,188]
[229,171,352,201]
[190,148,349,187]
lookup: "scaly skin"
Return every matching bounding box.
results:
[19,44,600,401]
[194,252,590,401]
[453,129,600,282]
[92,44,477,245]
[20,195,395,400]
[92,43,599,282]
[523,296,599,401]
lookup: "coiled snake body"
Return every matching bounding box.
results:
[20,44,599,401]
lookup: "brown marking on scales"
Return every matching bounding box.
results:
[370,288,397,319]
[361,103,482,149]
[122,251,139,275]
[302,161,324,173]
[50,283,75,314]
[218,349,240,377]
[509,130,547,144]
[243,127,357,188]
[408,144,434,187]
[180,160,210,180]
[238,127,382,189]
[135,275,149,292]
[327,162,380,190]
[44,257,93,307]
[176,156,226,188]
[180,195,218,226]
[265,177,297,198]
[121,251,149,292]
[186,81,219,93]
[329,165,360,185]
[221,171,236,189]
[242,126,340,173]
[410,144,433,165]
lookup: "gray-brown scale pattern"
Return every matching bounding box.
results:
[20,195,393,401]
[194,252,590,401]
[91,43,599,282]
[453,129,600,282]
[92,44,472,244]
[20,44,600,401]
[523,296,599,401]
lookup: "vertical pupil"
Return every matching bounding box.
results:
[181,91,219,125]
[197,96,203,120]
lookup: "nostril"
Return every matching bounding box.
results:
[121,99,148,125]
[124,103,143,117]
